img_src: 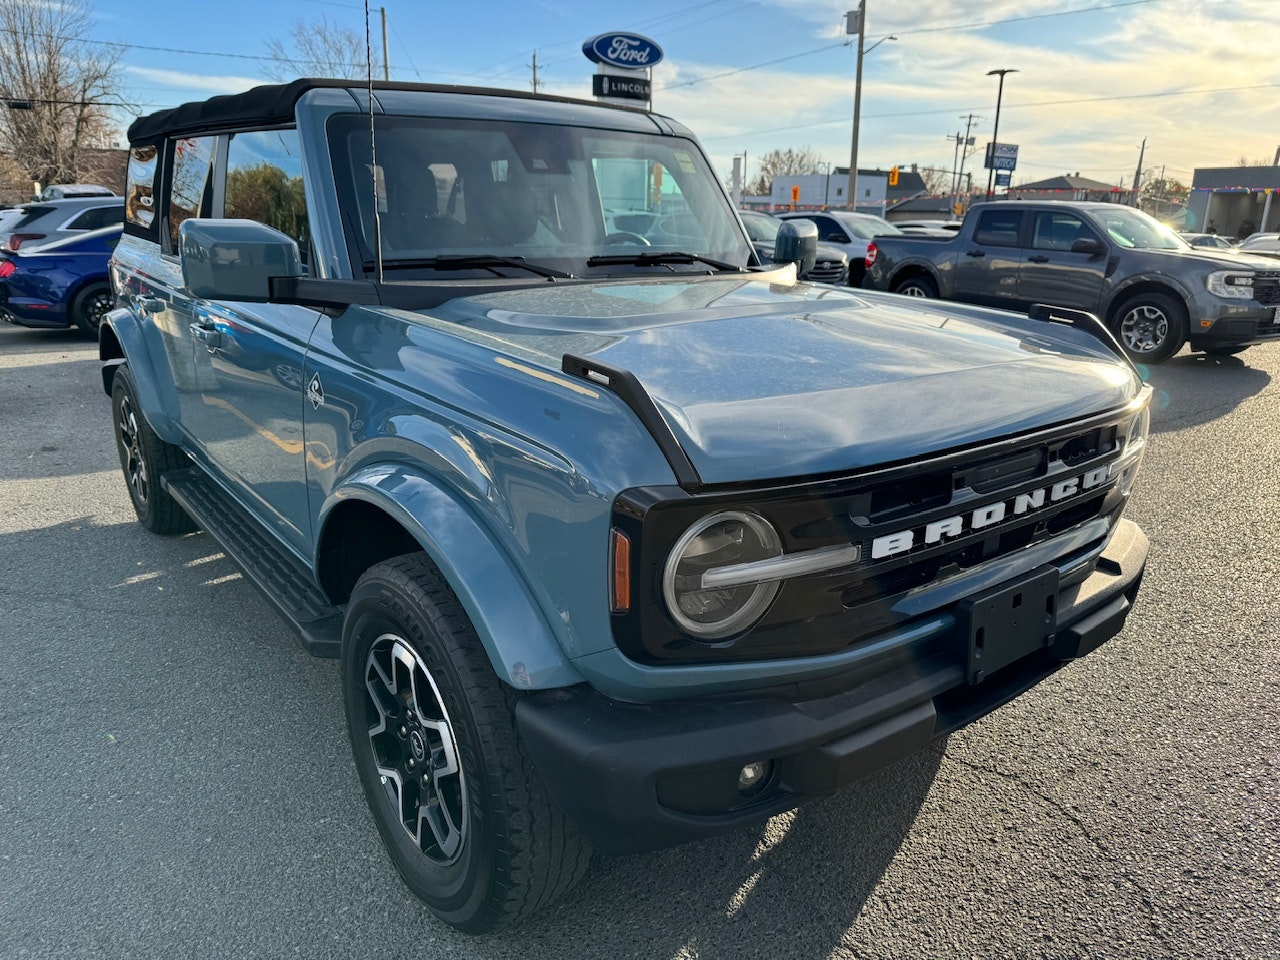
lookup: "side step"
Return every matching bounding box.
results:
[161,468,343,658]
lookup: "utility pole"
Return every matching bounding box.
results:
[845,2,866,212]
[529,51,541,93]
[947,131,962,199]
[1131,137,1146,207]
[985,69,1016,200]
[380,7,390,81]
[955,113,977,215]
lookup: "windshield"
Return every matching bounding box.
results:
[1094,207,1187,250]
[329,115,753,279]
[839,215,902,241]
[739,212,780,243]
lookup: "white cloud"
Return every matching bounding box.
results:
[124,66,265,97]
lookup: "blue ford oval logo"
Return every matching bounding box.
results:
[582,32,664,70]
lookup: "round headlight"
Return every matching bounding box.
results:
[662,511,783,640]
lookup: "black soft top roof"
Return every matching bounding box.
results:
[127,78,646,144]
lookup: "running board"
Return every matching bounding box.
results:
[161,468,343,658]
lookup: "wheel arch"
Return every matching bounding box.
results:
[98,308,185,444]
[1104,278,1191,325]
[889,264,939,291]
[317,469,585,692]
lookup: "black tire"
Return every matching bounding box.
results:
[342,554,591,933]
[1201,344,1249,357]
[1110,291,1188,364]
[71,282,113,338]
[893,274,938,298]
[111,364,196,535]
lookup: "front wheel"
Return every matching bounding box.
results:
[893,275,938,298]
[342,554,591,933]
[1111,292,1188,364]
[111,364,195,535]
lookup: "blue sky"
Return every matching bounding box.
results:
[92,0,1277,192]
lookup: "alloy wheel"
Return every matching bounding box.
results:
[364,633,468,863]
[1119,304,1169,355]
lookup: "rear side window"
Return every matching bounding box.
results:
[65,205,124,231]
[225,128,310,261]
[124,144,159,239]
[167,136,216,252]
[973,209,1024,247]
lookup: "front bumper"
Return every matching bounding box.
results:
[1188,296,1280,348]
[516,518,1147,855]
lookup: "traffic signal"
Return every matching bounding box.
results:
[889,166,899,187]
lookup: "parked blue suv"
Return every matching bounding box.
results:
[0,224,119,336]
[100,79,1151,933]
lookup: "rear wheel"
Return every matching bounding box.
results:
[342,554,591,933]
[71,282,113,337]
[111,364,195,535]
[893,274,938,298]
[1111,291,1188,364]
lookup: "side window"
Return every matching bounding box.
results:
[66,205,123,231]
[1032,212,1088,251]
[124,144,158,239]
[973,209,1024,247]
[167,135,216,252]
[224,129,310,261]
[817,217,848,243]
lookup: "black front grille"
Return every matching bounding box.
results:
[1252,272,1280,307]
[612,410,1133,665]
[805,260,847,284]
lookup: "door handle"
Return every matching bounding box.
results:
[189,323,223,350]
[965,249,986,258]
[1027,255,1050,263]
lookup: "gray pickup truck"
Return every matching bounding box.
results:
[101,80,1151,932]
[864,199,1280,363]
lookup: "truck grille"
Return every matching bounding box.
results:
[804,257,847,285]
[1252,271,1280,307]
[615,408,1136,665]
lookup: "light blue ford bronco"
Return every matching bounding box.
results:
[101,79,1151,932]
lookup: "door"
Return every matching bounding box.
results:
[953,207,1026,308]
[1017,210,1107,312]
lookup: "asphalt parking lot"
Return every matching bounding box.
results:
[1,323,1277,959]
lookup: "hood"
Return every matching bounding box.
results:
[433,275,1142,485]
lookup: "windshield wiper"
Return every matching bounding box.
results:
[585,251,743,272]
[363,255,573,280]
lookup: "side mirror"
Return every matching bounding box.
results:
[773,219,818,277]
[179,218,302,301]
[1070,237,1104,257]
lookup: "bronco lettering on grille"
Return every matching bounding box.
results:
[869,464,1112,560]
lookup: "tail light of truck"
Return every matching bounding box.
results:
[865,242,878,268]
[0,259,14,278]
[7,233,45,251]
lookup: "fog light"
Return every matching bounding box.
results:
[737,760,772,794]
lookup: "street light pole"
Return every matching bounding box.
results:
[985,68,1017,200]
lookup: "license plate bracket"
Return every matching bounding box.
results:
[958,565,1059,684]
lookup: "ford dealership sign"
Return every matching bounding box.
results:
[582,33,663,70]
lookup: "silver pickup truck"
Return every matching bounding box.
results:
[864,199,1280,363]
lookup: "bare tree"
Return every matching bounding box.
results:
[0,0,128,189]
[264,15,383,81]
[917,165,951,195]
[745,147,823,196]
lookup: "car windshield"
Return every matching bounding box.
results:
[739,212,780,243]
[1095,208,1187,250]
[328,115,754,279]
[838,215,903,240]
